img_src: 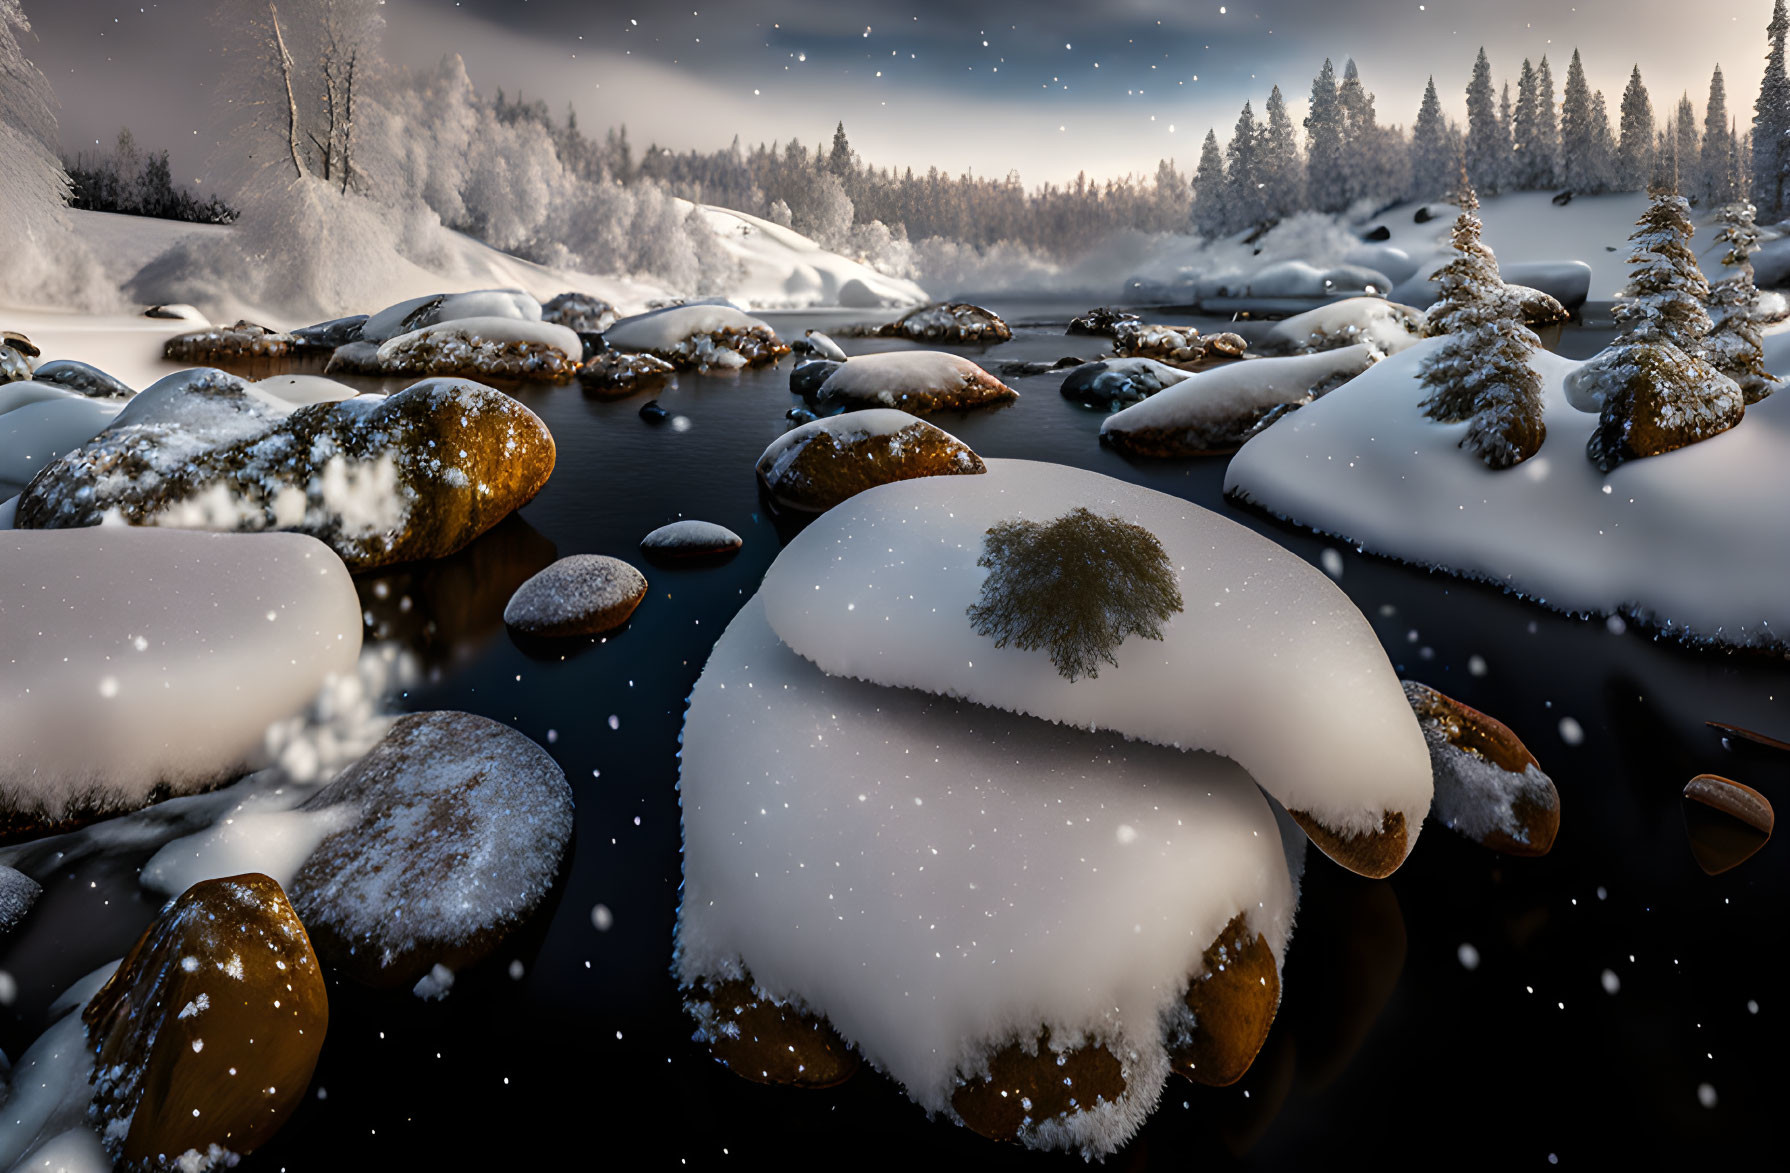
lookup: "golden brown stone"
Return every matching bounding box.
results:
[1170,913,1281,1087]
[757,418,986,512]
[816,363,1018,415]
[1404,681,1560,857]
[1683,774,1774,875]
[951,1029,1126,1145]
[687,978,860,1088]
[83,873,326,1172]
[1585,341,1745,472]
[1287,808,1410,879]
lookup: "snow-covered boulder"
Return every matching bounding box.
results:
[0,528,362,840]
[814,351,1018,415]
[16,375,556,572]
[677,594,1299,1156]
[755,409,985,512]
[502,554,647,637]
[1256,298,1423,357]
[1059,357,1192,410]
[866,302,1013,345]
[361,288,542,344]
[162,319,299,365]
[1112,321,1248,367]
[798,330,848,361]
[83,873,327,1170]
[541,291,617,334]
[605,304,789,371]
[0,385,122,486]
[288,711,574,987]
[576,350,676,396]
[640,519,742,559]
[1101,345,1382,458]
[27,359,133,399]
[1565,342,1745,472]
[762,460,1431,873]
[1247,260,1393,299]
[1404,682,1559,857]
[371,317,582,383]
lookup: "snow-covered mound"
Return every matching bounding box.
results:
[676,594,1299,1156]
[0,528,362,833]
[694,206,926,309]
[1226,337,1790,647]
[761,460,1431,869]
[1255,298,1423,356]
[362,289,542,344]
[605,304,787,370]
[1101,345,1382,458]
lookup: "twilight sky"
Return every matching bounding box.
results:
[22,0,1784,189]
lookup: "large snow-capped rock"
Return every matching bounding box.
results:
[1254,298,1423,356]
[15,371,555,571]
[361,289,542,344]
[814,351,1018,415]
[755,409,986,511]
[0,527,362,837]
[760,460,1431,870]
[1226,337,1790,647]
[371,317,582,382]
[605,304,788,370]
[677,594,1299,1157]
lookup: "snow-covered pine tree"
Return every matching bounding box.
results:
[1338,59,1373,206]
[1192,129,1229,238]
[827,122,855,179]
[1410,77,1455,200]
[1499,82,1517,192]
[1560,50,1595,192]
[1225,101,1266,229]
[1754,0,1790,218]
[1588,91,1619,194]
[1614,185,1712,350]
[1417,175,1547,469]
[1702,66,1736,207]
[1535,56,1561,187]
[1706,200,1779,401]
[1305,59,1347,212]
[1512,60,1544,189]
[1675,93,1699,196]
[1465,49,1504,195]
[1618,66,1656,191]
[1260,85,1306,218]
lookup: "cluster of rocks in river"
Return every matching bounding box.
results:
[1112,320,1248,367]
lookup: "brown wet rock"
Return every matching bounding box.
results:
[951,1028,1126,1145]
[1683,774,1773,875]
[3,329,40,358]
[1403,681,1560,857]
[577,350,675,396]
[1286,808,1409,879]
[83,873,326,1172]
[541,291,618,334]
[288,712,575,987]
[1170,913,1281,1087]
[869,302,1012,345]
[1204,331,1250,358]
[502,554,648,637]
[1112,320,1211,367]
[757,415,986,512]
[1582,341,1745,472]
[163,320,299,365]
[16,377,556,572]
[815,353,1018,415]
[686,978,859,1088]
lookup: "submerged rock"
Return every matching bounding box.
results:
[1,863,40,932]
[685,976,860,1088]
[1403,681,1560,856]
[1683,774,1774,875]
[577,350,676,396]
[1060,357,1191,410]
[996,356,1085,378]
[789,358,841,396]
[503,554,648,636]
[16,374,556,572]
[815,351,1018,415]
[1066,306,1141,337]
[163,320,298,365]
[639,399,670,423]
[83,873,327,1172]
[288,712,575,986]
[756,409,986,512]
[541,291,618,334]
[27,359,134,399]
[640,519,742,559]
[606,305,789,371]
[1567,342,1745,472]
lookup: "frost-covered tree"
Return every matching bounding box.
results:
[1586,90,1619,194]
[1706,200,1779,401]
[1614,187,1712,350]
[827,122,854,179]
[1305,59,1347,212]
[1225,101,1267,229]
[1260,85,1305,219]
[1465,49,1504,195]
[1674,93,1700,195]
[1702,66,1737,207]
[1512,60,1545,189]
[1617,66,1656,192]
[1192,129,1229,238]
[1418,178,1546,469]
[1499,82,1517,192]
[1535,56,1560,187]
[1410,77,1455,200]
[1560,50,1596,192]
[1754,0,1790,218]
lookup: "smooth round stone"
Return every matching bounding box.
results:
[640,520,742,559]
[503,554,648,636]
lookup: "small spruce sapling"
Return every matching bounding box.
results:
[1705,200,1779,402]
[966,508,1184,682]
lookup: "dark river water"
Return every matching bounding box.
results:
[2,304,1781,1168]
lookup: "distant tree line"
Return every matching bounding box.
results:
[63,129,237,224]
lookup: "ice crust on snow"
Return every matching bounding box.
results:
[1226,336,1790,645]
[759,460,1431,840]
[676,595,1297,1156]
[0,528,363,822]
[1101,345,1380,438]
